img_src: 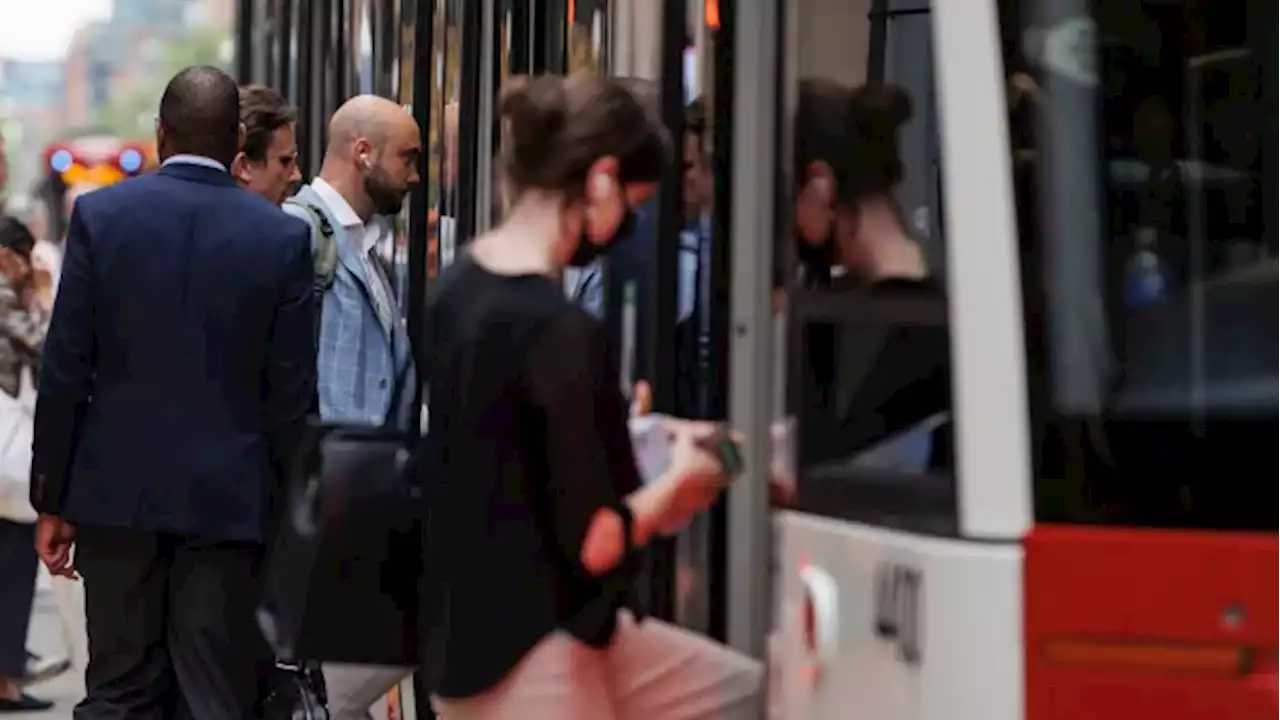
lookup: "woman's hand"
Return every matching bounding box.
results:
[652,422,734,535]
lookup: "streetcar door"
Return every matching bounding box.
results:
[751,0,1032,717]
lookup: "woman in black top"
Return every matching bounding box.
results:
[789,82,952,468]
[422,75,762,719]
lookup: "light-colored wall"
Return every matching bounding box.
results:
[796,0,870,85]
[610,0,663,80]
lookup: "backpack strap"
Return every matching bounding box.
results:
[284,198,339,350]
[283,198,339,294]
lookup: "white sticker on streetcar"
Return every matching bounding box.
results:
[1040,17,1099,87]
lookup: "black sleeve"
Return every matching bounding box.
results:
[805,282,952,462]
[263,221,318,494]
[525,308,643,571]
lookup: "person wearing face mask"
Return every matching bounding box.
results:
[279,95,423,719]
[420,74,762,720]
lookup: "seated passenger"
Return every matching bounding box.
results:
[421,73,762,719]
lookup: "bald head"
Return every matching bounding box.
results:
[321,95,422,217]
[158,65,241,166]
[327,95,413,153]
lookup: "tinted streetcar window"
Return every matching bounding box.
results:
[785,0,958,535]
[998,0,1277,531]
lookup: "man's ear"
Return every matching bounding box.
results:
[231,152,252,185]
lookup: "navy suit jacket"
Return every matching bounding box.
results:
[29,161,316,542]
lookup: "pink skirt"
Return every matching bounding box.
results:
[432,612,763,720]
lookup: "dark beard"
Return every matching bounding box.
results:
[364,171,405,216]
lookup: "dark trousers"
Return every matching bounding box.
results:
[73,526,269,720]
[0,519,37,678]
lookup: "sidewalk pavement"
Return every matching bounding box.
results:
[20,586,83,718]
[19,579,408,720]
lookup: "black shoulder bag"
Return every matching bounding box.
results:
[258,352,428,667]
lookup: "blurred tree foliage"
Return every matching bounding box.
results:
[91,25,233,137]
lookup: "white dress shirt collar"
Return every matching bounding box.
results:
[311,177,385,254]
[162,154,227,172]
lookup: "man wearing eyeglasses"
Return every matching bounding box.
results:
[233,85,303,206]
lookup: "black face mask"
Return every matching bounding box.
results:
[567,203,638,268]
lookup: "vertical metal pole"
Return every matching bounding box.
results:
[404,3,435,715]
[726,0,776,667]
[408,0,435,405]
[474,0,496,234]
[866,0,889,82]
[333,0,348,101]
[535,0,566,73]
[297,0,316,176]
[634,0,684,627]
[455,0,483,246]
[703,0,735,644]
[509,0,531,75]
[277,0,294,101]
[651,0,684,417]
[258,0,276,86]
[235,0,254,82]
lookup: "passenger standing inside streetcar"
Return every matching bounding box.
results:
[29,65,317,720]
[422,74,762,719]
[281,94,421,719]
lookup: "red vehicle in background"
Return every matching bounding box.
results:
[40,133,155,240]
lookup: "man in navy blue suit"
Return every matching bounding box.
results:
[28,66,316,719]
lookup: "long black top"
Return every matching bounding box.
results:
[419,252,642,699]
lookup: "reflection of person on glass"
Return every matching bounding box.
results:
[431,101,460,268]
[794,81,949,470]
[422,74,762,719]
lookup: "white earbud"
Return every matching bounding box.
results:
[361,154,373,170]
[591,174,613,200]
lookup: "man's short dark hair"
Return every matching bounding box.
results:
[239,85,297,163]
[158,65,241,165]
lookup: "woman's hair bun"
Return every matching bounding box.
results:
[500,76,569,182]
[497,73,670,196]
[848,83,913,139]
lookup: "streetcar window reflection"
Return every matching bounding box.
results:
[1000,0,1277,531]
[786,0,957,535]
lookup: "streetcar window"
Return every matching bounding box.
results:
[787,0,958,535]
[999,0,1277,531]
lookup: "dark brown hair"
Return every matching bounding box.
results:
[794,79,912,204]
[0,216,35,259]
[500,74,670,199]
[238,84,297,163]
[842,83,912,200]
